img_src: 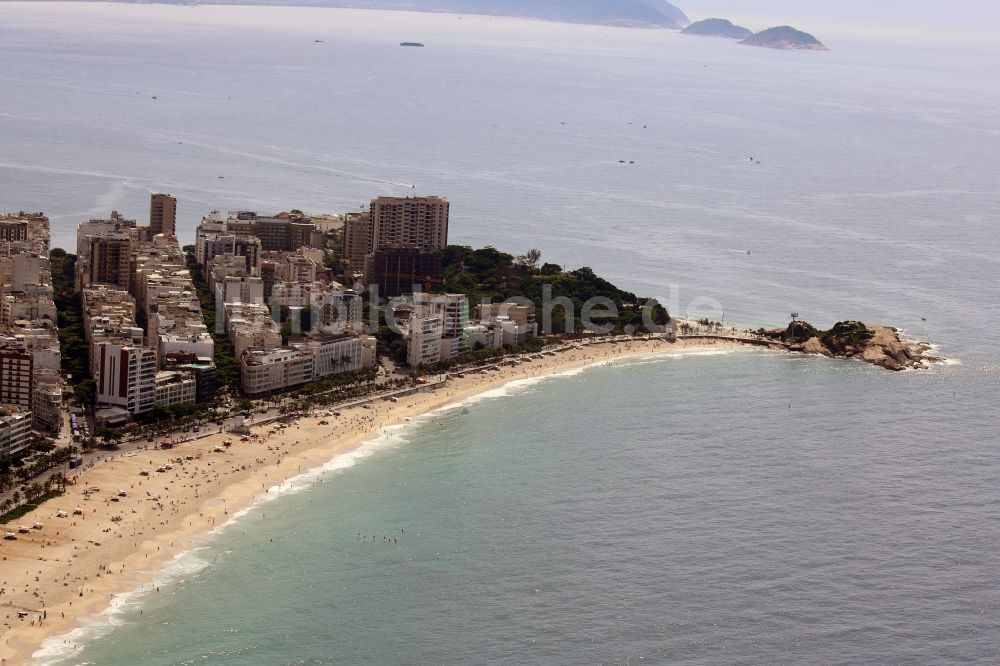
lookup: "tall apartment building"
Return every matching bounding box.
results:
[366,247,443,298]
[414,292,469,336]
[342,211,373,270]
[95,342,158,415]
[0,346,33,410]
[407,314,443,367]
[88,235,132,289]
[413,292,470,356]
[75,212,136,290]
[32,368,62,436]
[150,193,177,237]
[370,196,449,252]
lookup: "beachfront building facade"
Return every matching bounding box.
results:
[239,332,376,395]
[160,352,217,404]
[0,406,31,457]
[411,292,471,356]
[94,341,158,415]
[32,369,63,437]
[477,303,539,347]
[407,314,444,367]
[240,347,315,395]
[292,334,371,378]
[154,370,197,408]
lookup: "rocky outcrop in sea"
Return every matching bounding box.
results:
[767,320,936,371]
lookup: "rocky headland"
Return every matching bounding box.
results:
[764,320,936,371]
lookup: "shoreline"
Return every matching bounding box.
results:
[2,336,754,664]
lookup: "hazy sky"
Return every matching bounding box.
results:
[678,0,1000,43]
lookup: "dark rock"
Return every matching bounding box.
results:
[740,25,828,51]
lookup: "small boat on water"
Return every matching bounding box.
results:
[400,42,425,47]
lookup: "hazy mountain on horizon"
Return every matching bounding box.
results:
[180,0,692,29]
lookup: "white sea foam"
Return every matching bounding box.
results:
[223,428,410,523]
[922,342,960,366]
[32,548,213,665]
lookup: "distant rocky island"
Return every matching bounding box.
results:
[740,26,828,51]
[195,0,691,29]
[764,321,934,371]
[681,18,751,39]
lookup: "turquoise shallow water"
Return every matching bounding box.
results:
[46,349,1000,665]
[1,4,998,663]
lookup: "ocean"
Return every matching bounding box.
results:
[2,3,999,663]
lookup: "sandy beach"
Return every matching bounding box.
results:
[0,336,753,664]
